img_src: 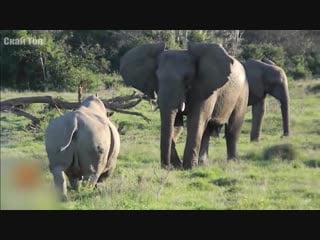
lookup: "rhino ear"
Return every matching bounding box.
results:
[120,43,165,99]
[188,42,233,96]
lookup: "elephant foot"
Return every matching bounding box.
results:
[227,157,239,162]
[161,163,172,170]
[281,133,290,138]
[183,160,198,170]
[161,160,181,170]
[171,163,182,170]
[250,138,260,142]
[198,158,208,166]
[198,152,209,166]
[171,158,182,169]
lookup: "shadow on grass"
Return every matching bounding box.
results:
[241,143,299,168]
[263,144,297,161]
[305,83,320,94]
[304,159,320,168]
[210,177,237,187]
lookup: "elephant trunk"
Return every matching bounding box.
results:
[280,90,290,136]
[160,109,177,168]
[271,83,290,137]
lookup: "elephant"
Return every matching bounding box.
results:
[45,95,120,200]
[120,42,249,170]
[242,58,290,142]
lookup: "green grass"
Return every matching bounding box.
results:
[1,80,320,209]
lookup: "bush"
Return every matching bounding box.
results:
[158,30,180,49]
[188,30,221,44]
[306,51,320,76]
[0,30,110,92]
[102,72,123,89]
[241,43,286,68]
[286,55,312,80]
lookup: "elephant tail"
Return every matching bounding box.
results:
[60,116,78,152]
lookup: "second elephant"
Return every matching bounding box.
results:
[243,59,290,142]
[120,42,249,169]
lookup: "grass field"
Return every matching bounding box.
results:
[1,80,320,209]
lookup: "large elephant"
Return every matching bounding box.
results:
[120,42,248,170]
[242,59,290,142]
[45,95,120,200]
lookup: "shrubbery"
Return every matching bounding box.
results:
[188,30,221,44]
[0,31,119,92]
[241,43,286,68]
[286,55,312,80]
[306,51,320,76]
[241,43,317,80]
[1,30,319,92]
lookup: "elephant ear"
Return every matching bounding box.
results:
[188,42,233,96]
[120,43,165,99]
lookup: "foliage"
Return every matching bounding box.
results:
[306,51,320,76]
[241,43,286,68]
[188,30,221,43]
[1,30,320,93]
[286,55,312,80]
[102,72,123,88]
[0,30,106,91]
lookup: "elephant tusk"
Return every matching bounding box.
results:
[180,102,185,112]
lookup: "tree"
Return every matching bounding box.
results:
[214,30,244,56]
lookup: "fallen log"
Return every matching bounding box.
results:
[0,92,151,125]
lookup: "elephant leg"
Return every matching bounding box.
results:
[250,99,265,142]
[171,126,183,169]
[183,96,216,169]
[199,126,212,166]
[51,167,68,201]
[225,123,238,161]
[171,141,182,168]
[225,107,246,161]
[170,113,184,169]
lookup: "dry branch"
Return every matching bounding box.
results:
[10,108,41,125]
[0,92,151,125]
[109,108,151,123]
